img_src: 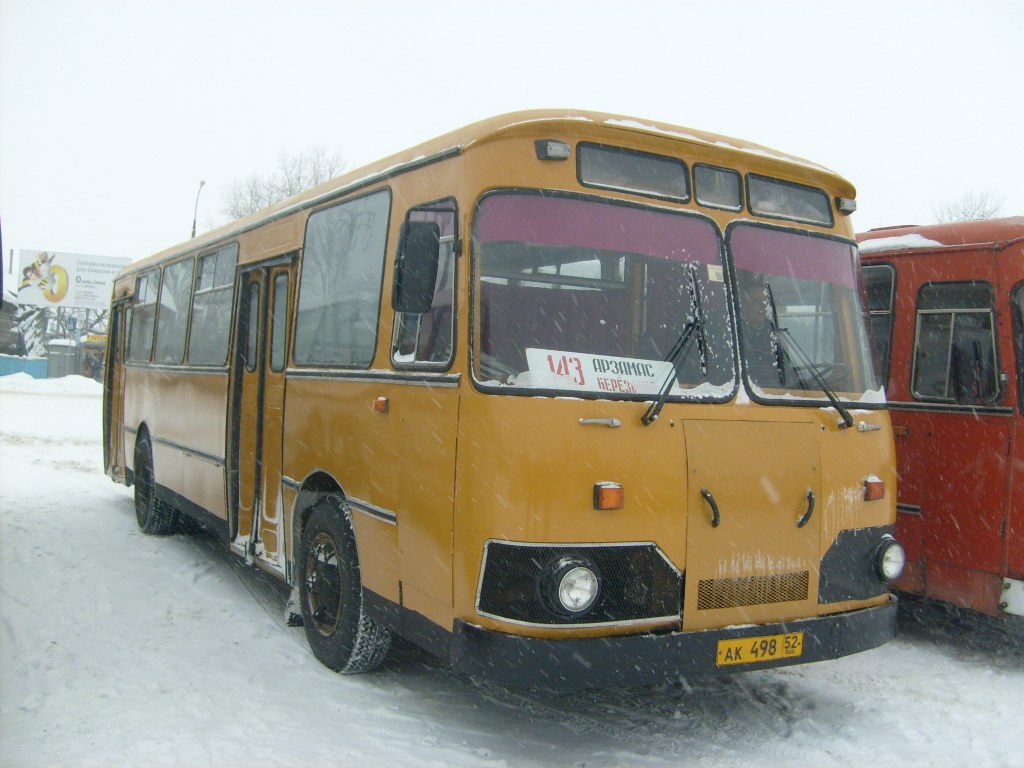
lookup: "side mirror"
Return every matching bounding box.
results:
[392,220,440,314]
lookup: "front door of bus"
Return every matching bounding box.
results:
[103,301,128,480]
[233,259,293,572]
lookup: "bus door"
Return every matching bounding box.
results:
[909,277,1009,607]
[683,419,821,631]
[231,258,294,572]
[1006,282,1024,584]
[103,300,129,480]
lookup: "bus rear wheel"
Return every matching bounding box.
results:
[298,498,392,673]
[133,435,180,535]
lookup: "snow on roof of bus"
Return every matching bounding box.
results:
[477,110,841,174]
[856,216,1024,252]
[119,110,852,277]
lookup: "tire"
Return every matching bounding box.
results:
[133,435,180,535]
[298,497,392,673]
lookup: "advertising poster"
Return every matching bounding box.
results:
[17,250,130,311]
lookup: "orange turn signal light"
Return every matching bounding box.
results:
[864,477,885,501]
[593,482,624,510]
[372,397,389,414]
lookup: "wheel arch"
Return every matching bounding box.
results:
[289,470,347,582]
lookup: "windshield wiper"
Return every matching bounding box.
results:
[642,264,707,426]
[764,282,855,430]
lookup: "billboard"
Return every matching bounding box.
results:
[17,250,130,311]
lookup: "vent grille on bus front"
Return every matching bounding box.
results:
[697,572,810,610]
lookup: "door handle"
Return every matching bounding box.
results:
[796,489,815,528]
[700,487,721,528]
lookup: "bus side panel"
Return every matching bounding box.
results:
[1007,421,1024,579]
[122,366,152,474]
[391,381,458,618]
[890,419,927,593]
[123,366,229,520]
[282,377,402,604]
[176,370,230,519]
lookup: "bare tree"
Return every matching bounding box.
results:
[220,145,347,220]
[932,191,1005,223]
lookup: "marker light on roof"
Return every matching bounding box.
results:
[535,139,571,161]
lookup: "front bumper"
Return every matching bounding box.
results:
[450,597,897,690]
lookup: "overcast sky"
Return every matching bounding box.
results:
[2,0,1021,269]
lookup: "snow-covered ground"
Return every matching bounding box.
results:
[1,374,1022,768]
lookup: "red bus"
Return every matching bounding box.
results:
[858,217,1024,617]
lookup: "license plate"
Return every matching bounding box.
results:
[716,631,804,666]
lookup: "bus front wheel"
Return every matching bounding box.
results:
[298,498,392,673]
[133,435,180,535]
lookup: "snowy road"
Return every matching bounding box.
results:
[1,377,1022,768]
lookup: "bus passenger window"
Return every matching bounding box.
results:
[153,258,195,365]
[912,282,998,404]
[127,270,159,363]
[294,190,391,367]
[392,200,457,368]
[188,244,237,366]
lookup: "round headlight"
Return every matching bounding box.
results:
[875,537,906,581]
[557,565,600,613]
[541,556,601,616]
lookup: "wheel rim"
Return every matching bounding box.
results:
[305,531,343,636]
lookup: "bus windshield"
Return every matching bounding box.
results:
[729,224,880,402]
[473,192,734,399]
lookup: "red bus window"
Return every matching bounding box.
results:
[912,282,998,404]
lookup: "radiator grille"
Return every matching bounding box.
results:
[697,571,809,610]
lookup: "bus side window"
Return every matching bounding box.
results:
[392,199,457,368]
[862,264,895,386]
[912,281,998,404]
[153,257,195,365]
[294,190,391,367]
[127,270,159,363]
[188,244,237,366]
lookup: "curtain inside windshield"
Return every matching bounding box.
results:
[473,193,733,398]
[728,224,878,399]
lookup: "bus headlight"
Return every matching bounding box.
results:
[874,536,906,581]
[543,556,601,616]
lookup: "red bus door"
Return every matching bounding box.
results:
[901,277,1010,612]
[1006,283,1024,606]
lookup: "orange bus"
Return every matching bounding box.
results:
[103,111,902,688]
[859,218,1023,618]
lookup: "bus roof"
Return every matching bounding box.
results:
[119,109,855,279]
[857,216,1024,254]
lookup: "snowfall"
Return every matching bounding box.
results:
[1,374,1022,768]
